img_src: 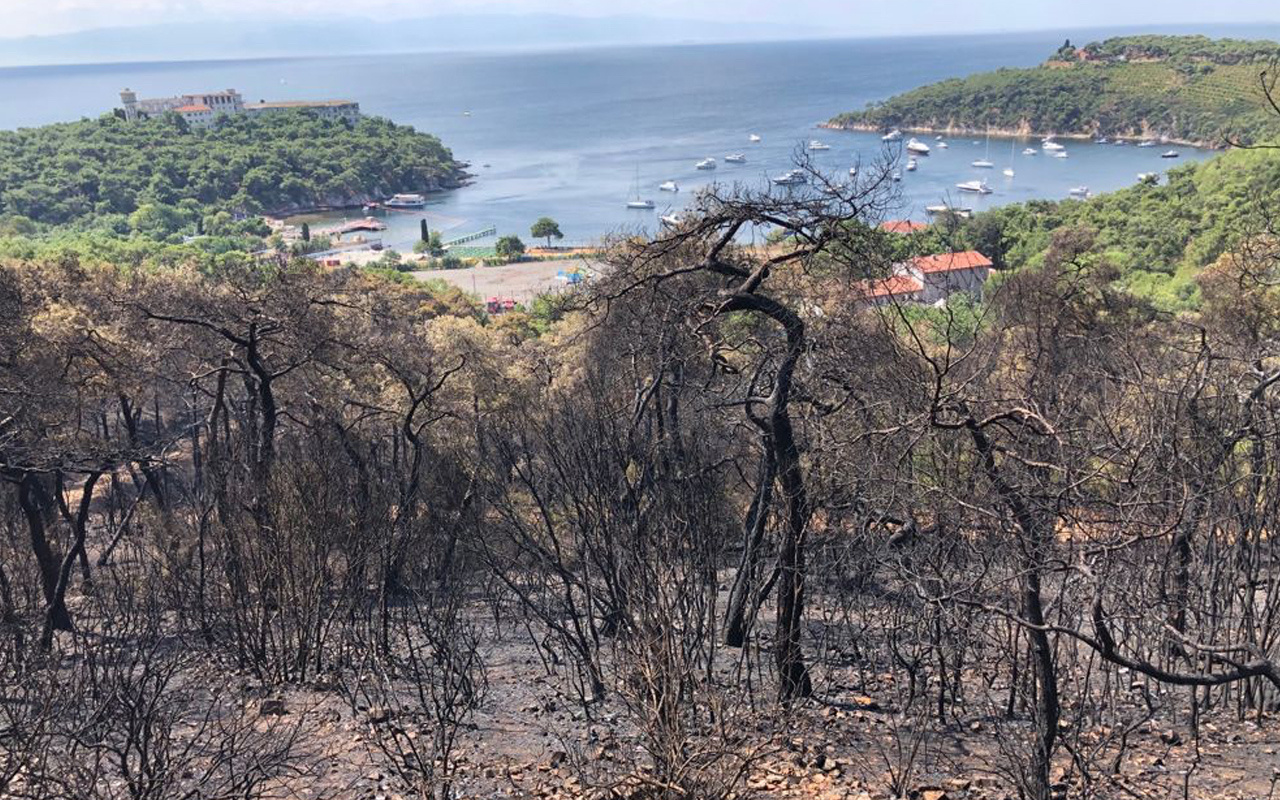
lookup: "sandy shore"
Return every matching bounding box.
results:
[409,258,599,301]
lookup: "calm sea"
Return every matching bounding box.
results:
[2,30,1266,249]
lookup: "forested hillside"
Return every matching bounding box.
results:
[828,35,1280,146]
[0,110,462,234]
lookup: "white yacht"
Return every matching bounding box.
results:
[1161,150,1180,159]
[937,141,949,149]
[891,171,902,182]
[906,158,918,172]
[1137,140,1157,147]
[1003,167,1015,177]
[695,158,717,170]
[627,166,654,209]
[385,193,426,208]
[1069,186,1090,197]
[660,213,683,228]
[1042,140,1066,152]
[972,159,995,169]
[1022,147,1038,155]
[848,166,858,176]
[926,204,973,218]
[882,129,903,141]
[749,134,762,142]
[1052,150,1069,159]
[808,140,831,151]
[906,138,931,155]
[956,179,993,194]
[772,170,808,186]
[724,153,747,163]
[658,180,679,192]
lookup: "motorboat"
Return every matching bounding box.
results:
[906,138,931,155]
[772,170,808,186]
[1161,150,1180,158]
[385,193,426,208]
[1052,150,1069,159]
[1137,140,1156,147]
[1042,140,1066,152]
[1069,186,1089,197]
[926,204,973,218]
[937,141,948,149]
[1022,147,1038,155]
[956,180,993,194]
[848,166,858,176]
[1003,167,1015,177]
[1114,140,1128,146]
[892,171,902,182]
[906,158,918,172]
[660,213,682,228]
[882,129,903,141]
[808,140,831,151]
[724,153,747,163]
[972,159,995,169]
[935,135,944,141]
[658,180,679,192]
[1095,137,1109,144]
[749,134,762,142]
[696,158,717,170]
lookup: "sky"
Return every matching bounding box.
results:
[4,0,1280,38]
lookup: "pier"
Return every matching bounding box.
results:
[442,225,497,247]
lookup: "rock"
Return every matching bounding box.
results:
[258,698,287,716]
[1160,730,1182,746]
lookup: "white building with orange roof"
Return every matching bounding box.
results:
[903,250,993,303]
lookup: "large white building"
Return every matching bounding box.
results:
[119,88,359,128]
[854,250,993,307]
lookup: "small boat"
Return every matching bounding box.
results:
[937,141,948,149]
[695,158,717,170]
[724,153,747,163]
[749,134,762,142]
[385,193,426,208]
[1114,140,1128,146]
[1042,141,1066,152]
[1137,140,1156,147]
[1161,150,1180,159]
[772,170,807,186]
[660,213,682,228]
[906,138,930,155]
[1095,137,1109,144]
[1052,150,1069,159]
[972,159,995,169]
[906,158,918,172]
[882,129,903,141]
[1003,167,1015,177]
[891,171,902,182]
[463,111,472,117]
[956,180,992,194]
[627,166,654,209]
[659,180,679,192]
[1022,147,1038,155]
[848,166,858,176]
[926,204,973,218]
[1069,186,1089,197]
[808,140,831,151]
[935,135,944,141]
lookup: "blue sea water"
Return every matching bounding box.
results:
[0,31,1254,249]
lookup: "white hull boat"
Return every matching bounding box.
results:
[724,153,746,163]
[956,180,992,194]
[659,181,679,192]
[696,158,717,170]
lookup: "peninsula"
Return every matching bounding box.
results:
[827,35,1280,148]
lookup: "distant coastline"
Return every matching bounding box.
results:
[819,120,1221,151]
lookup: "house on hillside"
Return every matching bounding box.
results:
[879,220,930,235]
[853,274,925,307]
[905,251,993,303]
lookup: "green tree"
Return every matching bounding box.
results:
[420,218,430,242]
[495,235,526,262]
[530,217,564,248]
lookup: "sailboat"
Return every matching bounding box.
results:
[626,166,655,209]
[972,130,995,169]
[1002,139,1017,178]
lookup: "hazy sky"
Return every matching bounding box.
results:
[5,0,1280,38]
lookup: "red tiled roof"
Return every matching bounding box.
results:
[910,250,993,274]
[879,220,929,234]
[174,104,211,113]
[855,274,924,299]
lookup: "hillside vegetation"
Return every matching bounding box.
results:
[828,35,1280,146]
[0,110,463,234]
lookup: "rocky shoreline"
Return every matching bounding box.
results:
[264,167,472,219]
[820,120,1222,151]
